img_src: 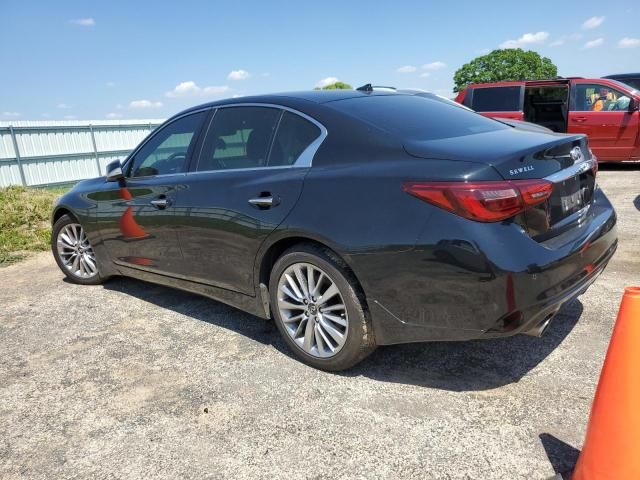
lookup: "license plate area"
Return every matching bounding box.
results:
[547,170,596,225]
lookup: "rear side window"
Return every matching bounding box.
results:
[269,112,321,166]
[471,86,523,112]
[329,94,508,141]
[196,106,280,171]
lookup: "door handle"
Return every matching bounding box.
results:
[248,196,274,208]
[573,117,588,123]
[150,197,171,209]
[248,192,280,209]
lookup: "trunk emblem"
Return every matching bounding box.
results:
[570,146,584,164]
[509,165,535,176]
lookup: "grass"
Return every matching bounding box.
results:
[0,185,69,265]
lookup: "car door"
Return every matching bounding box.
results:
[568,81,639,161]
[174,105,325,295]
[95,110,208,274]
[466,84,525,120]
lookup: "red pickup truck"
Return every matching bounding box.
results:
[455,78,640,162]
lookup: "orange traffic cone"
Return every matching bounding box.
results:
[573,286,640,480]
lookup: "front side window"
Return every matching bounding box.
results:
[196,106,280,171]
[269,111,321,166]
[128,111,206,177]
[471,86,523,112]
[572,84,631,112]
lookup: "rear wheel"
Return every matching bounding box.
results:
[269,244,375,371]
[52,214,103,285]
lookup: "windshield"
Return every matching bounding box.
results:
[328,94,508,141]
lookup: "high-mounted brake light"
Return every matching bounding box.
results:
[403,179,554,222]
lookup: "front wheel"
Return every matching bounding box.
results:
[269,244,375,371]
[51,214,104,285]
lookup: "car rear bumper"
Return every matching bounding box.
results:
[349,188,617,345]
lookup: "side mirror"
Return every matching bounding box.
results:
[105,160,124,182]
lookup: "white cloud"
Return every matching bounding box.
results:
[106,81,116,87]
[129,99,163,109]
[315,77,339,88]
[69,18,95,26]
[419,72,431,78]
[584,38,604,49]
[165,81,199,97]
[2,111,20,117]
[396,65,417,73]
[106,112,123,119]
[165,81,229,98]
[57,103,71,109]
[582,16,605,30]
[618,37,640,48]
[227,69,250,80]
[500,31,549,49]
[422,61,446,71]
[63,115,77,120]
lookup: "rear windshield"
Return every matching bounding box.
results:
[328,94,508,141]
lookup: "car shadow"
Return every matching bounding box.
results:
[101,275,288,350]
[101,276,583,392]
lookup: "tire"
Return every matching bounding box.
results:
[51,214,104,285]
[269,243,376,371]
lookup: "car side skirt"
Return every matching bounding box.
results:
[115,264,268,319]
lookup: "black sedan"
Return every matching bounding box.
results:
[51,89,617,370]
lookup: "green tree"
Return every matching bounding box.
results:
[315,81,353,90]
[453,49,557,92]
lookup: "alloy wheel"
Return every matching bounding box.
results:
[56,223,98,278]
[277,262,348,358]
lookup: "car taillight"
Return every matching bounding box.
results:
[403,179,553,222]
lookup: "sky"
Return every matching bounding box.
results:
[1,0,638,121]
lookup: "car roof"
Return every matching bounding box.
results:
[464,77,640,91]
[603,73,640,79]
[171,89,411,121]
[182,89,401,111]
[466,79,571,88]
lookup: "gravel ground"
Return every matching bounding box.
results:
[1,167,638,480]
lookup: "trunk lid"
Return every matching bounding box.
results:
[403,128,589,180]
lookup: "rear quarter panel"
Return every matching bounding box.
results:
[266,154,502,341]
